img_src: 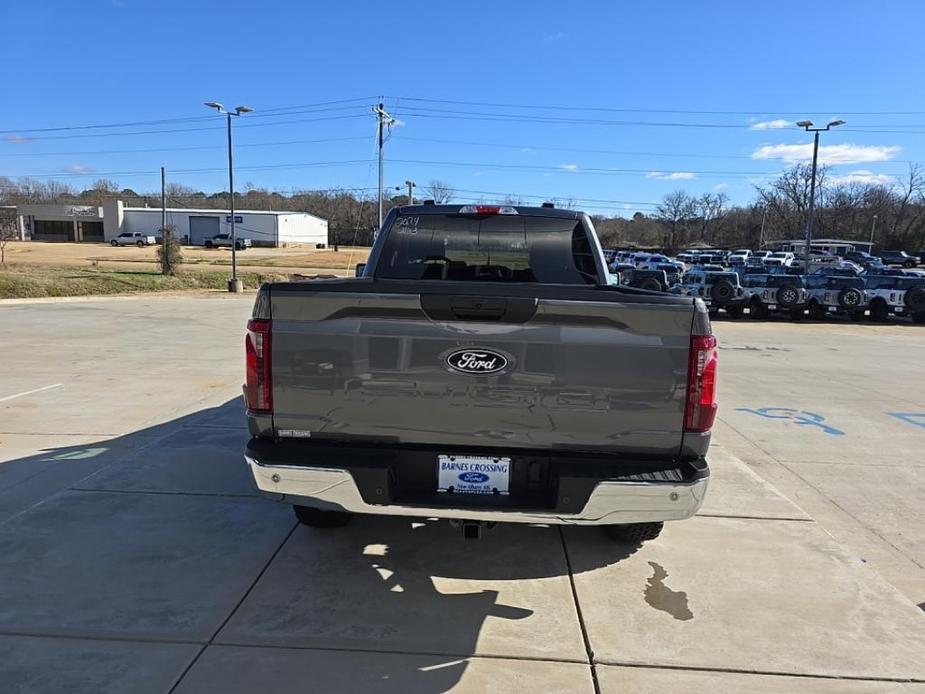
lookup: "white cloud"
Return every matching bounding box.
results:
[751,142,900,165]
[646,171,696,180]
[559,163,579,172]
[4,134,32,143]
[66,164,93,174]
[829,170,896,186]
[749,119,793,131]
[714,183,728,191]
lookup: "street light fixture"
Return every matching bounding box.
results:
[204,101,254,292]
[797,117,846,273]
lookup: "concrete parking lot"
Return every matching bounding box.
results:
[1,294,924,692]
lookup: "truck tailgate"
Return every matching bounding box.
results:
[268,282,695,456]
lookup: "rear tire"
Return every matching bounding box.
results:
[808,302,826,320]
[912,312,925,324]
[870,301,890,323]
[606,522,664,544]
[726,305,744,320]
[293,505,352,528]
[204,240,213,249]
[789,307,804,321]
[749,299,768,320]
[136,240,144,247]
[110,240,118,247]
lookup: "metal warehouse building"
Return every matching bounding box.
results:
[108,201,328,247]
[11,200,328,247]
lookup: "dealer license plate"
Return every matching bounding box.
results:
[437,455,510,495]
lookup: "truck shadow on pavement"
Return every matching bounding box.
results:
[0,397,642,693]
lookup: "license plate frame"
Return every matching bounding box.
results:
[437,455,511,495]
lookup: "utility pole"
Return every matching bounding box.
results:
[869,214,878,248]
[405,179,416,206]
[160,166,167,270]
[373,101,395,230]
[204,101,253,292]
[758,204,768,249]
[796,119,846,274]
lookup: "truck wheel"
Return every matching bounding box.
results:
[777,285,799,308]
[292,505,352,528]
[726,305,744,320]
[912,312,925,324]
[749,298,767,320]
[905,287,925,312]
[110,240,118,247]
[136,240,145,247]
[808,302,825,320]
[870,300,890,322]
[789,307,804,321]
[606,522,663,544]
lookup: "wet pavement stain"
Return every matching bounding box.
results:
[644,562,693,621]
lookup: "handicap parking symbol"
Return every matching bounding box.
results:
[736,407,845,436]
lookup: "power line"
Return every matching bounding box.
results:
[0,97,375,135]
[9,155,911,181]
[3,113,369,142]
[389,95,925,117]
[0,135,370,158]
[399,136,913,164]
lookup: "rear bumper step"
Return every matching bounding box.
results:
[244,441,709,525]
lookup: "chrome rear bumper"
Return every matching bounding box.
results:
[245,455,709,526]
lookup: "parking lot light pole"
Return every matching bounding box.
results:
[870,214,878,247]
[205,101,253,292]
[796,119,846,274]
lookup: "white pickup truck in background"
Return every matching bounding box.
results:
[110,231,156,247]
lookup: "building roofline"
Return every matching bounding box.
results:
[122,206,324,220]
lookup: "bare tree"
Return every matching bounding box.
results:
[696,192,729,244]
[426,180,455,204]
[891,164,925,241]
[0,207,19,264]
[655,190,697,249]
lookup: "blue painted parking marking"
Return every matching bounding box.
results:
[887,413,925,430]
[736,407,846,436]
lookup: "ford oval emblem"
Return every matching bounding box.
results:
[459,471,490,484]
[446,348,508,375]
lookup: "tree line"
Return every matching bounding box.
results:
[2,164,924,251]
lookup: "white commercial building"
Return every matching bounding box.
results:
[11,200,328,247]
[106,201,327,247]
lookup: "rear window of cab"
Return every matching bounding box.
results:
[375,213,599,284]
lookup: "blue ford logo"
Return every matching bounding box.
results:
[446,348,508,375]
[459,472,490,484]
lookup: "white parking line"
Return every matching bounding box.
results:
[0,383,63,403]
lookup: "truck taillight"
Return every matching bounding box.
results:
[245,319,272,413]
[685,334,717,433]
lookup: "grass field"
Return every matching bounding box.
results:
[0,264,291,299]
[2,241,369,274]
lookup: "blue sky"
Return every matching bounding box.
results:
[3,0,925,215]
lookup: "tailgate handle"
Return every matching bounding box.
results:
[420,295,537,322]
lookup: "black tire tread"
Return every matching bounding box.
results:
[606,522,664,543]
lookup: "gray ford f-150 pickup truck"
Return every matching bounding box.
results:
[244,203,715,542]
